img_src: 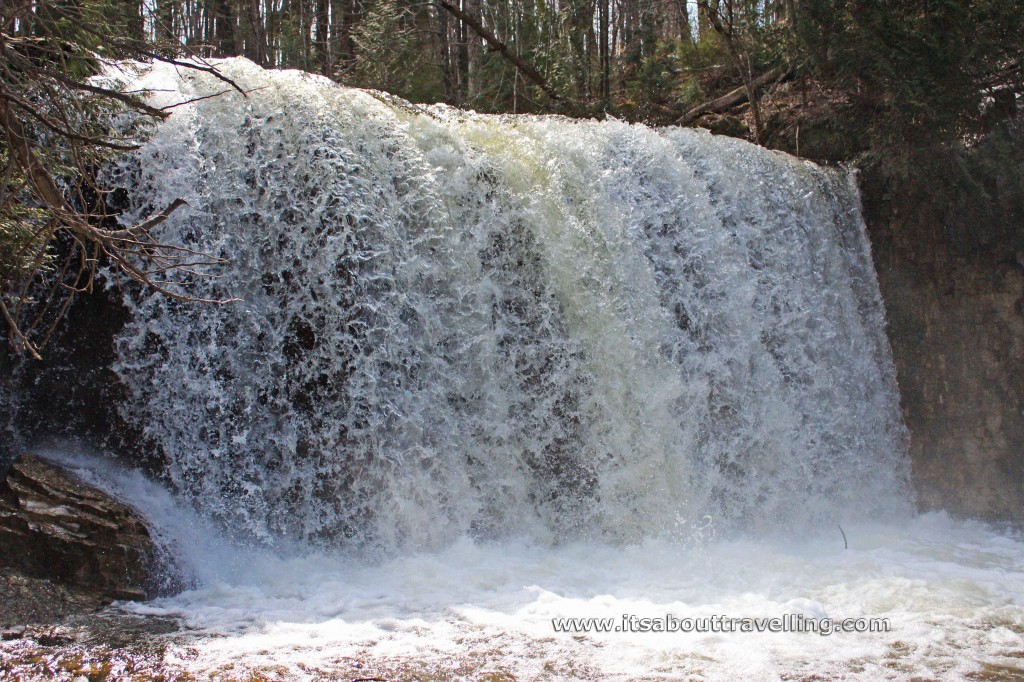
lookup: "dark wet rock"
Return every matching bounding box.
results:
[861,130,1024,524]
[0,603,189,681]
[32,627,77,647]
[0,568,106,628]
[1,626,26,640]
[0,454,162,605]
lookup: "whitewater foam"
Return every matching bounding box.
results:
[105,58,911,550]
[129,511,1024,681]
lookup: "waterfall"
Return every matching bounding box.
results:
[106,58,911,551]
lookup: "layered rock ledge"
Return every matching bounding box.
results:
[0,454,162,605]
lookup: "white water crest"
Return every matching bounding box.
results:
[107,58,911,551]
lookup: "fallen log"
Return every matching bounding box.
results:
[677,64,791,126]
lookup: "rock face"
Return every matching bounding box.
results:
[862,128,1024,523]
[0,454,161,601]
[0,283,142,474]
[877,256,1024,520]
[0,567,106,628]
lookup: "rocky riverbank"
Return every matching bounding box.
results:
[0,596,186,682]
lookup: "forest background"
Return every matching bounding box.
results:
[0,0,1022,352]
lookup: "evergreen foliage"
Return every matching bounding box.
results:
[794,0,1024,169]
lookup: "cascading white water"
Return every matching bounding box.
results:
[12,58,1017,682]
[107,57,911,551]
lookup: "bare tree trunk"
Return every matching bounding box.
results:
[675,63,788,125]
[697,0,764,143]
[314,0,331,74]
[783,0,796,23]
[331,0,354,64]
[242,0,267,64]
[599,0,610,105]
[568,0,589,101]
[153,0,176,44]
[436,0,563,103]
[451,0,465,103]
[672,0,693,44]
[741,53,764,142]
[437,3,456,103]
[300,0,313,70]
[462,0,482,100]
[121,0,146,42]
[210,0,235,56]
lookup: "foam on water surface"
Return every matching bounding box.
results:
[42,450,1022,682]
[40,450,1024,680]
[154,522,1022,680]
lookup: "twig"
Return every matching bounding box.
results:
[159,89,236,111]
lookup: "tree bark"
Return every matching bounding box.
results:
[211,0,236,57]
[438,3,456,103]
[462,0,482,100]
[246,0,268,65]
[599,0,609,105]
[315,0,331,74]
